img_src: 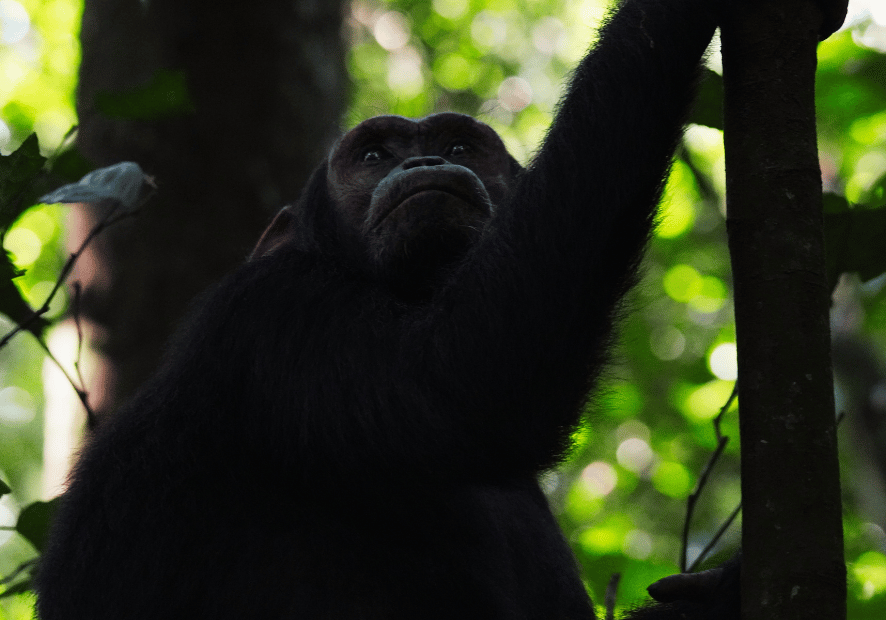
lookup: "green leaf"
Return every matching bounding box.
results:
[824,203,886,287]
[0,250,47,337]
[96,69,195,120]
[0,134,47,232]
[16,498,59,553]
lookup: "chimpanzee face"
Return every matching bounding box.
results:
[326,113,518,290]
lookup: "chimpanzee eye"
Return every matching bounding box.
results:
[361,147,390,163]
[447,142,471,157]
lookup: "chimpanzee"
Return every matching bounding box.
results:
[34,0,843,618]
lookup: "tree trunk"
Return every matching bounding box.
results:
[721,1,846,618]
[71,0,348,418]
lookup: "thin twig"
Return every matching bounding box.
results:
[689,502,742,573]
[70,282,95,428]
[0,186,153,426]
[0,201,137,349]
[680,382,738,572]
[713,382,738,441]
[34,337,95,424]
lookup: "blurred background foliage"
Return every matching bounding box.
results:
[1,0,886,617]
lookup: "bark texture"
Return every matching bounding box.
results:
[72,0,348,417]
[721,1,846,618]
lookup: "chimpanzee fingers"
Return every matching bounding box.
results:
[647,566,726,603]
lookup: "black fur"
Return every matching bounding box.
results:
[35,1,736,618]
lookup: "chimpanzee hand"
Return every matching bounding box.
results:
[622,555,741,620]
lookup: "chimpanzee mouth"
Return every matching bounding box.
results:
[372,184,490,230]
[397,187,471,208]
[367,164,494,231]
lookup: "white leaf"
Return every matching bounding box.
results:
[39,162,150,208]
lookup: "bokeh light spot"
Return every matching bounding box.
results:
[532,17,566,55]
[578,515,633,555]
[373,11,410,51]
[25,280,67,319]
[0,117,11,150]
[688,276,727,314]
[650,325,686,360]
[708,342,738,381]
[681,380,736,422]
[663,264,703,303]
[623,529,653,560]
[616,438,655,473]
[581,461,618,498]
[497,76,532,112]
[657,160,698,238]
[657,195,695,238]
[652,461,693,498]
[471,12,507,50]
[0,385,36,425]
[387,46,424,96]
[615,420,650,444]
[432,0,468,21]
[852,551,886,599]
[433,52,477,91]
[0,503,15,545]
[0,0,30,44]
[3,226,42,267]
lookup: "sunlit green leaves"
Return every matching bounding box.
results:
[0,134,47,335]
[0,0,80,150]
[657,160,699,239]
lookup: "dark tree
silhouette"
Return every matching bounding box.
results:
[71,0,348,419]
[721,0,847,617]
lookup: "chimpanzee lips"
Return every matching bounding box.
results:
[369,166,492,229]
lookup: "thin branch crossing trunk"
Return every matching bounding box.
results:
[721,2,846,618]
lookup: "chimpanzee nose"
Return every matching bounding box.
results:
[402,156,447,169]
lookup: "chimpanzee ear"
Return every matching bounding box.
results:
[250,207,296,260]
